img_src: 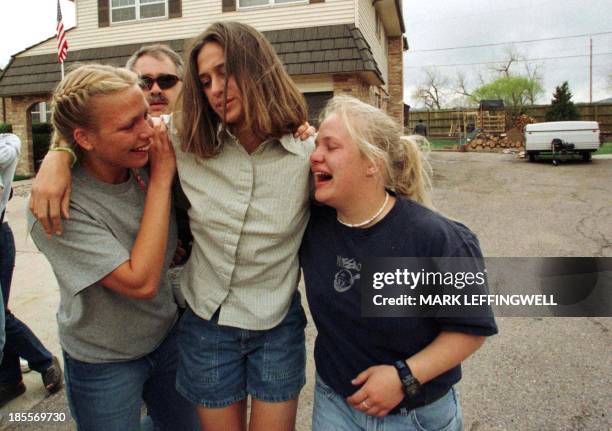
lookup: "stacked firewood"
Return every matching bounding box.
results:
[466,115,536,151]
[467,114,536,151]
[513,114,537,133]
[467,131,525,151]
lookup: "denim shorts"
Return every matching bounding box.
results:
[313,373,464,431]
[176,292,307,408]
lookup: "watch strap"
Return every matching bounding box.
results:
[394,360,421,397]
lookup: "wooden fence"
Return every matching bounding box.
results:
[407,104,612,137]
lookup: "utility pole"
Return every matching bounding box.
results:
[589,37,593,104]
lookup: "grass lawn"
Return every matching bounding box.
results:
[428,138,460,149]
[594,142,612,155]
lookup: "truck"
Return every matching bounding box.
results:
[525,121,601,163]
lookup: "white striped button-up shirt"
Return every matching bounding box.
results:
[171,126,314,330]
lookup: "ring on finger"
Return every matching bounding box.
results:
[361,400,370,409]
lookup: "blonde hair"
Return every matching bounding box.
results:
[319,95,434,209]
[179,21,308,158]
[51,64,139,150]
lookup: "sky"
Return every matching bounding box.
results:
[0,1,76,67]
[402,0,612,107]
[0,0,610,106]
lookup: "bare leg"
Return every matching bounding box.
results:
[248,398,299,431]
[196,399,247,431]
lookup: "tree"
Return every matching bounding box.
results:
[455,71,472,98]
[545,82,580,121]
[490,46,521,78]
[470,76,544,115]
[524,63,544,105]
[412,68,449,109]
[452,49,544,107]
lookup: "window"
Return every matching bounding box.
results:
[238,0,306,9]
[30,102,52,124]
[111,0,167,24]
[304,92,333,127]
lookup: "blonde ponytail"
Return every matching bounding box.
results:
[393,136,433,209]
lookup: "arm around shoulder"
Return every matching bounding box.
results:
[29,150,74,237]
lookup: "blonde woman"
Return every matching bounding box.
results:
[300,96,497,430]
[30,22,316,431]
[27,64,198,431]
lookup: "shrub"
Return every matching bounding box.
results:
[545,82,580,121]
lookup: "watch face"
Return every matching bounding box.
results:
[406,379,420,397]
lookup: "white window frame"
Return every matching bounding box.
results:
[110,0,168,25]
[237,0,308,11]
[31,102,52,124]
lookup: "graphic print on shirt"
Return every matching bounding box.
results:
[334,256,361,293]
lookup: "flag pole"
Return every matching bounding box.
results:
[56,0,68,79]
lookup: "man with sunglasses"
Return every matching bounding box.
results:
[126,44,183,117]
[126,45,192,309]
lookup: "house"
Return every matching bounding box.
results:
[0,0,406,176]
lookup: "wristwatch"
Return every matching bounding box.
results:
[394,360,421,397]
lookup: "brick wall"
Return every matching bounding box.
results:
[332,75,373,104]
[5,95,49,177]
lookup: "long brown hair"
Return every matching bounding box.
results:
[179,21,308,158]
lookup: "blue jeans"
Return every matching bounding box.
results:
[177,291,307,408]
[63,324,199,431]
[313,373,464,431]
[0,222,53,384]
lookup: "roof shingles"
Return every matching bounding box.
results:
[0,25,382,97]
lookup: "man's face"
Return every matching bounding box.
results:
[131,54,182,117]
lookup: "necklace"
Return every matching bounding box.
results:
[337,193,389,228]
[131,169,147,191]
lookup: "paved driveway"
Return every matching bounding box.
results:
[428,152,611,431]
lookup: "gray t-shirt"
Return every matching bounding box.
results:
[28,165,178,363]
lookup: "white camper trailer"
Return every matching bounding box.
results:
[525,121,600,162]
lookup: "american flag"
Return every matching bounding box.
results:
[56,0,69,63]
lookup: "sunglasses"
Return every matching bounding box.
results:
[139,74,180,90]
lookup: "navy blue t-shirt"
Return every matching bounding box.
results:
[300,196,498,412]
